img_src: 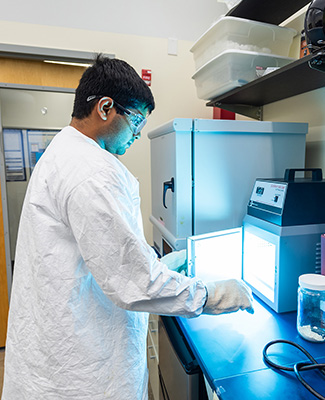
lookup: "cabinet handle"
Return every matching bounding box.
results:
[148,345,156,359]
[163,177,174,209]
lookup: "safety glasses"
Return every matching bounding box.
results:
[113,101,147,136]
[86,95,147,136]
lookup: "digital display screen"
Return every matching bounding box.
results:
[256,186,264,195]
[250,180,288,213]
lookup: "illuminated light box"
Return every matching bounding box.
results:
[187,227,242,283]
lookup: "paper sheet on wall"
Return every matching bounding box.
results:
[3,129,26,182]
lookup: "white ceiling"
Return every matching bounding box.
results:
[1,0,230,41]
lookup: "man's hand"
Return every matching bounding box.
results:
[203,279,254,315]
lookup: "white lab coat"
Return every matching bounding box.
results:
[2,126,206,400]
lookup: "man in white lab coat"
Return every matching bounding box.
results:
[2,55,253,400]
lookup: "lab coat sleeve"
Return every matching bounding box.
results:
[65,169,206,317]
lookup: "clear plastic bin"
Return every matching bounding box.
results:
[191,16,297,70]
[192,49,295,100]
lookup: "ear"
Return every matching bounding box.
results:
[97,97,114,121]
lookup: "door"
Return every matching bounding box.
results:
[3,128,59,262]
[0,87,75,345]
[0,88,75,268]
[0,179,9,347]
[148,119,193,253]
[0,99,10,347]
[159,317,201,400]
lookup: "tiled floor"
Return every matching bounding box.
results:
[0,348,4,395]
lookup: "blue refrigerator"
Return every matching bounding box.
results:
[148,118,308,256]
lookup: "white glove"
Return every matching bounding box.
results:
[160,250,187,274]
[203,279,254,315]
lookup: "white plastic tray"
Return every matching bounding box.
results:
[191,16,297,70]
[192,49,295,100]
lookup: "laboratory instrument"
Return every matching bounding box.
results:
[148,118,307,256]
[305,0,325,51]
[243,168,325,313]
[305,0,325,72]
[187,227,242,282]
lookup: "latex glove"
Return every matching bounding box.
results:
[203,279,254,315]
[160,250,187,274]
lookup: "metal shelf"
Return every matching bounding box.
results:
[207,1,322,119]
[207,54,325,120]
[227,0,310,24]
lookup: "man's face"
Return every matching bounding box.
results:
[99,105,147,155]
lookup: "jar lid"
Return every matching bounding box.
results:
[299,274,325,291]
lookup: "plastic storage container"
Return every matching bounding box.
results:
[297,274,325,343]
[192,49,295,100]
[190,16,297,70]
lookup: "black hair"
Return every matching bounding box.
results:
[72,54,155,119]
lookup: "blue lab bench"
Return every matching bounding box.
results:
[176,296,325,400]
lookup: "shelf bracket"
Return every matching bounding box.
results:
[213,103,263,120]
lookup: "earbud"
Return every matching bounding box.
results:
[100,103,108,121]
[98,98,113,121]
[101,100,113,110]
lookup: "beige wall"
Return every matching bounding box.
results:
[0,21,213,244]
[264,89,325,174]
[3,5,319,247]
[264,7,325,176]
[236,4,325,175]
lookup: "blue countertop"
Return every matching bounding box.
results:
[177,296,325,399]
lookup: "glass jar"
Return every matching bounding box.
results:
[297,274,325,343]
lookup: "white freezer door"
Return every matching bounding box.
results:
[148,119,193,251]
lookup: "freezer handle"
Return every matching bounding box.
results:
[163,178,174,209]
